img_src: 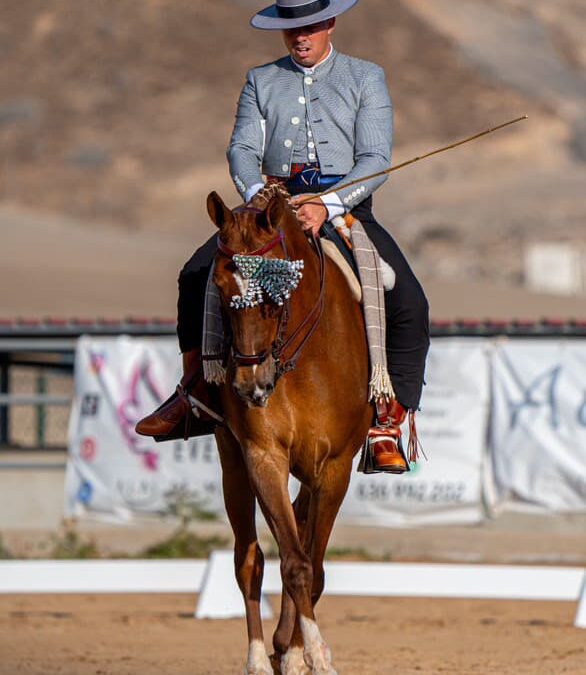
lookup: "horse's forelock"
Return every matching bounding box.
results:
[219,207,272,253]
[217,184,304,255]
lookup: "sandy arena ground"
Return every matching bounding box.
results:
[0,593,584,675]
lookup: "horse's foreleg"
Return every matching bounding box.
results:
[216,429,272,675]
[287,457,353,675]
[245,451,316,674]
[309,458,353,610]
[272,485,311,659]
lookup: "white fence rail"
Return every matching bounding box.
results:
[1,556,584,628]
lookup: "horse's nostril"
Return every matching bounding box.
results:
[251,392,269,408]
[266,382,274,393]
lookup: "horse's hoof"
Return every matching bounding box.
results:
[281,647,311,675]
[246,640,274,675]
[244,666,273,675]
[305,644,337,675]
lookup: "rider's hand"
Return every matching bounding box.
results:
[290,195,328,237]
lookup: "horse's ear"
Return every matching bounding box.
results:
[207,192,233,229]
[263,194,286,231]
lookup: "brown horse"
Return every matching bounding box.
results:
[207,186,372,675]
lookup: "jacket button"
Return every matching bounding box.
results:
[308,153,316,161]
[284,139,292,148]
[298,96,306,105]
[308,141,315,149]
[282,164,289,172]
[304,76,313,85]
[291,116,300,125]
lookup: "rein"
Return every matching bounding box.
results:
[217,228,326,379]
[217,231,284,259]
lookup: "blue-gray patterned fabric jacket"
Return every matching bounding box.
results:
[227,48,393,212]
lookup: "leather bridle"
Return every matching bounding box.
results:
[216,230,285,259]
[216,228,326,380]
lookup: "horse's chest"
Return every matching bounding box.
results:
[289,440,331,485]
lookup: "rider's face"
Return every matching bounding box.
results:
[282,19,335,68]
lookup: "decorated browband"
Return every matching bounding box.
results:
[230,255,304,310]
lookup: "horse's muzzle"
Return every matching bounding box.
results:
[232,356,277,408]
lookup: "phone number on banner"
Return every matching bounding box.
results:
[356,481,468,504]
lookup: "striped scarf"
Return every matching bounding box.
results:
[340,215,394,402]
[202,260,227,385]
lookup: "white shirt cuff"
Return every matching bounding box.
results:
[320,192,345,221]
[245,183,265,203]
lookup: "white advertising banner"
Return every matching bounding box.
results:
[66,336,491,526]
[340,339,491,526]
[491,340,586,512]
[65,337,225,520]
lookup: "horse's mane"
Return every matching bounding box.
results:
[248,182,291,211]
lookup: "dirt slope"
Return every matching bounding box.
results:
[1,0,585,315]
[0,0,529,227]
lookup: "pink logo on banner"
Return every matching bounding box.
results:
[89,351,106,375]
[80,437,97,462]
[117,361,165,472]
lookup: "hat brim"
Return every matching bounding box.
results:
[251,0,359,30]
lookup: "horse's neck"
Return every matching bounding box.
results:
[282,216,319,279]
[279,213,370,416]
[282,213,364,340]
[282,214,340,330]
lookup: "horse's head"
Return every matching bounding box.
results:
[207,188,303,408]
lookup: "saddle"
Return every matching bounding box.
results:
[324,215,396,292]
[320,238,362,302]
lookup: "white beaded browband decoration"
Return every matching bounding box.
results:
[230,254,304,309]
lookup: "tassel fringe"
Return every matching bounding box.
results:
[368,363,395,402]
[203,357,226,385]
[407,410,427,463]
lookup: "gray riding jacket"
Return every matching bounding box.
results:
[227,48,393,212]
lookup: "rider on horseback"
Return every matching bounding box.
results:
[136,0,430,473]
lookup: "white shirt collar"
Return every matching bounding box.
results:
[290,44,333,74]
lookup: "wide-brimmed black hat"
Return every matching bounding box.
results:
[251,0,359,31]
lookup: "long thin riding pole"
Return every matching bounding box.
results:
[297,115,528,204]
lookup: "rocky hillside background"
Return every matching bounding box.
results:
[0,0,585,313]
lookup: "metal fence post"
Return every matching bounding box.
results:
[36,370,47,448]
[0,358,9,446]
